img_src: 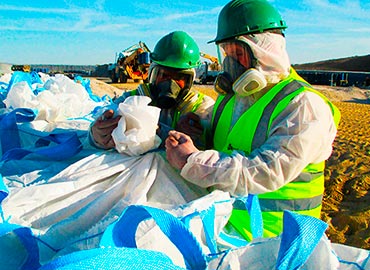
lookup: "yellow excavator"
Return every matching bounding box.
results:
[11,65,31,73]
[200,52,220,70]
[199,52,221,84]
[108,42,151,83]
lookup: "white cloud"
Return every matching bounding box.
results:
[0,4,75,14]
[282,0,370,31]
[0,3,220,35]
[305,0,369,19]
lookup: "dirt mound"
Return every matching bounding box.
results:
[314,85,370,104]
[89,78,124,98]
[322,100,370,249]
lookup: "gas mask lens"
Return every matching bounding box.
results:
[218,40,252,82]
[156,68,188,89]
[150,65,194,90]
[214,41,253,95]
[149,65,194,109]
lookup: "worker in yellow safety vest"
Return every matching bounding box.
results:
[89,31,214,149]
[165,0,341,241]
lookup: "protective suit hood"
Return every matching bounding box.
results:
[236,32,291,84]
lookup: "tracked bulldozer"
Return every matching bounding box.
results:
[108,41,151,83]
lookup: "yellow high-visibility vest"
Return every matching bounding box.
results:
[211,69,340,240]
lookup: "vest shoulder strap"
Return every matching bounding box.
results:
[251,80,306,149]
[136,83,152,97]
[207,93,234,148]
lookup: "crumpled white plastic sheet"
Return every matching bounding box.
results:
[112,96,161,156]
[1,151,208,265]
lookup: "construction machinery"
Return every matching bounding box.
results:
[108,41,151,83]
[11,65,31,73]
[198,52,221,84]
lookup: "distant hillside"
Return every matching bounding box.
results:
[293,54,370,72]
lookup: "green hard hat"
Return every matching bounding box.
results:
[209,0,287,43]
[150,31,201,69]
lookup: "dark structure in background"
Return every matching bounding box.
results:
[296,70,370,87]
[30,64,96,75]
[293,54,370,88]
[9,64,110,78]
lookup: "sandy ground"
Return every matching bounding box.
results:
[90,78,370,250]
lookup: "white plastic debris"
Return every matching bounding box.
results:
[112,96,161,156]
[3,73,105,122]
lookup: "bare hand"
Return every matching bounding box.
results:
[175,112,203,141]
[165,130,199,170]
[91,109,121,149]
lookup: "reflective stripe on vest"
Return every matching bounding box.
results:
[172,92,204,128]
[251,80,307,149]
[233,194,323,212]
[207,93,233,149]
[137,83,152,97]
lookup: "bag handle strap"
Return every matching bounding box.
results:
[0,222,41,270]
[39,247,186,270]
[232,194,263,238]
[0,174,9,204]
[100,205,207,270]
[0,108,36,154]
[1,131,82,162]
[180,204,218,254]
[218,194,263,248]
[198,205,217,253]
[1,171,41,269]
[276,210,328,270]
[245,194,263,238]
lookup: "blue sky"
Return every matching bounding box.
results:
[0,0,369,65]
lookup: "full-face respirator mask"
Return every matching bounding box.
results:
[148,64,195,109]
[156,80,182,109]
[214,40,267,97]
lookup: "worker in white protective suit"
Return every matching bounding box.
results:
[89,31,214,150]
[165,0,341,241]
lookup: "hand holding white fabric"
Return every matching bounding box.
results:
[112,96,161,156]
